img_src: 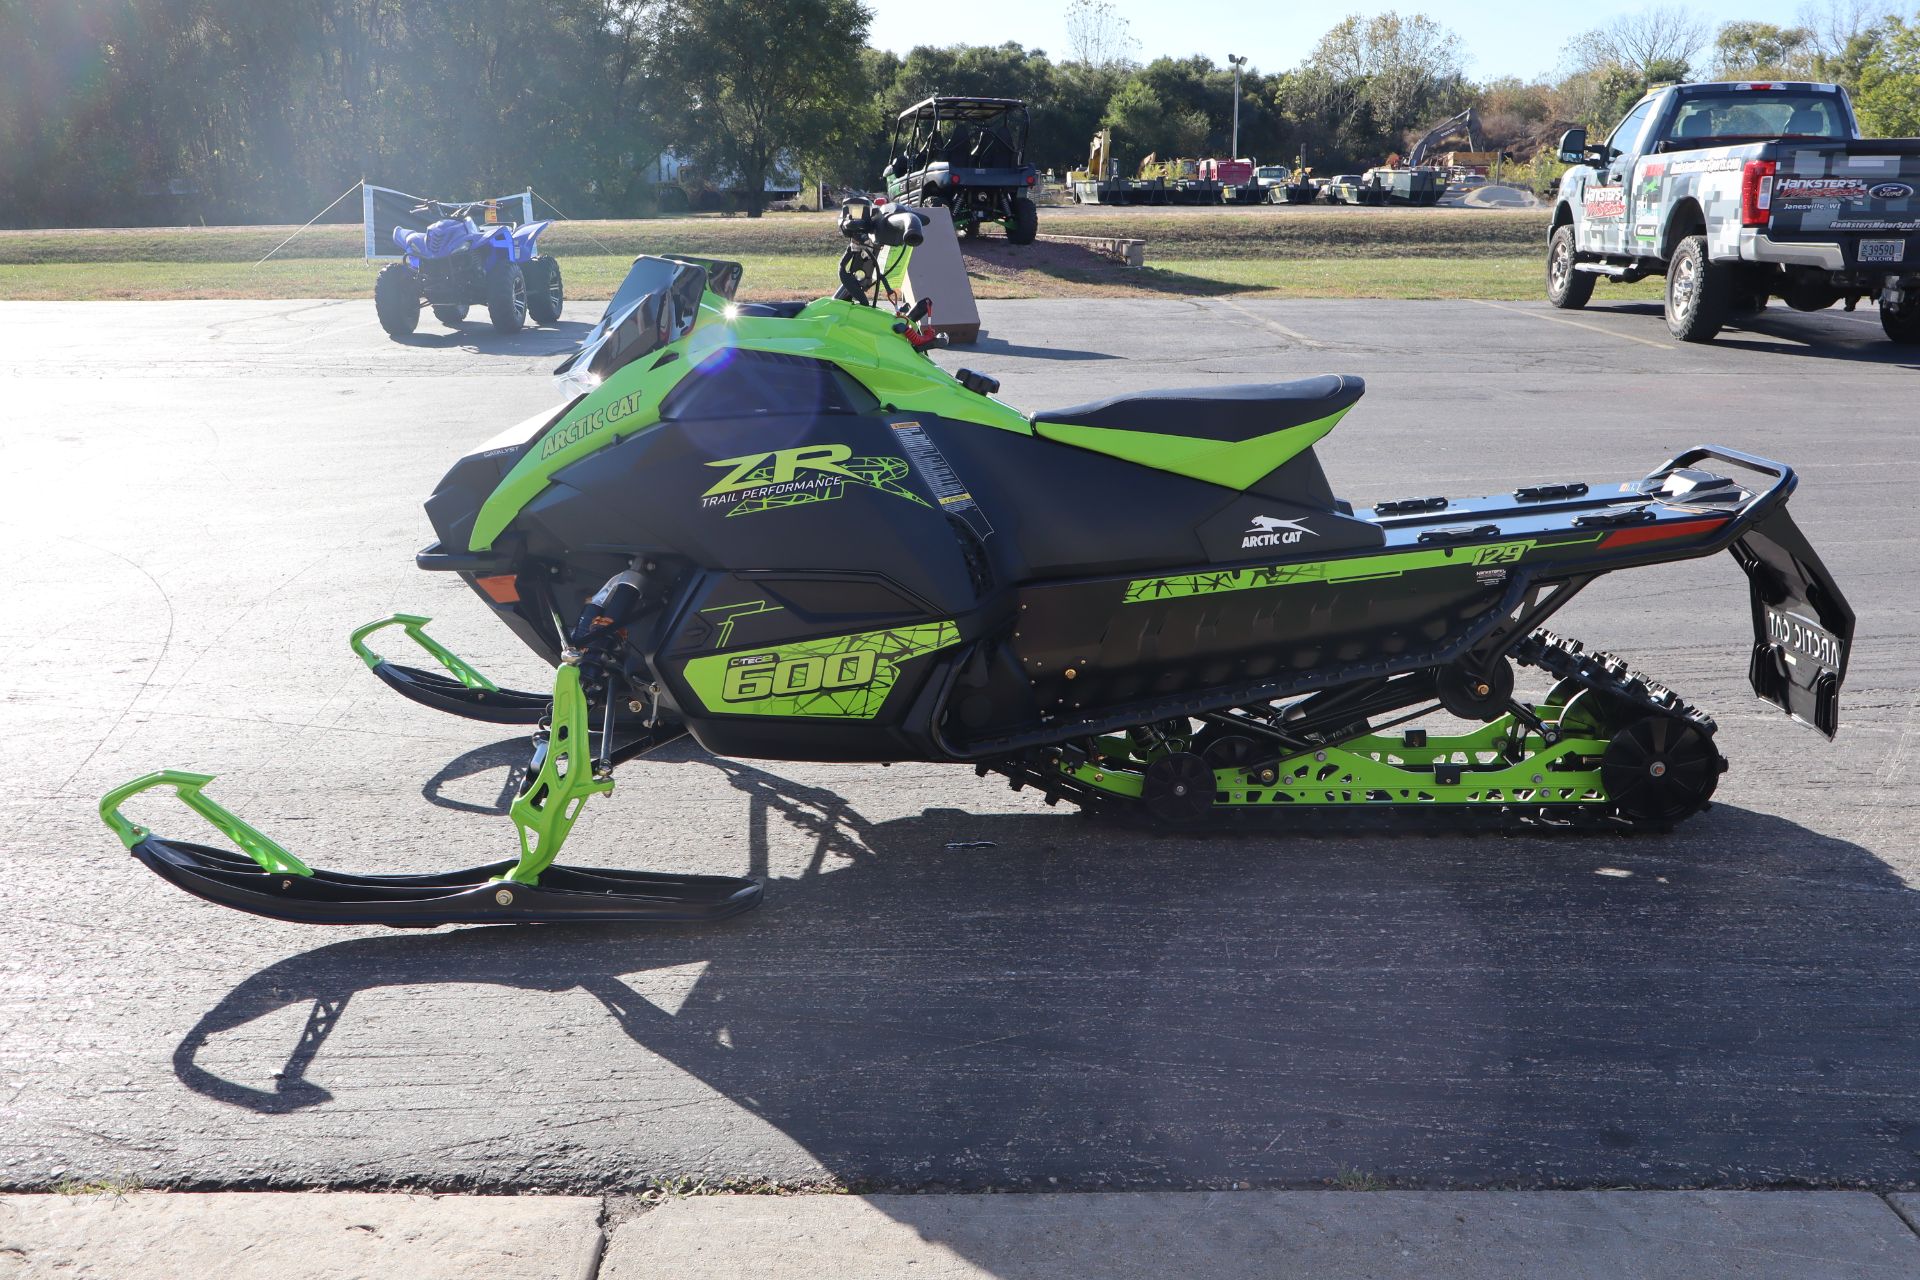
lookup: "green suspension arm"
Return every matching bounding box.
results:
[503,661,614,886]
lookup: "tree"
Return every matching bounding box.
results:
[1564,6,1709,78]
[1291,12,1468,166]
[1063,0,1136,69]
[665,0,875,215]
[1101,80,1206,167]
[1712,21,1816,79]
[1853,12,1920,136]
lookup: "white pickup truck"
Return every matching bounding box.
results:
[1547,80,1920,344]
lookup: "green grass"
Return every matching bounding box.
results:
[0,209,1665,303]
[0,254,824,302]
[0,253,1673,303]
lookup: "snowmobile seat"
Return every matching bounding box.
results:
[1030,375,1364,492]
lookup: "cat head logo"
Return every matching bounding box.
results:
[1242,515,1315,549]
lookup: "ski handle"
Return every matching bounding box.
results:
[99,771,313,877]
[349,614,499,691]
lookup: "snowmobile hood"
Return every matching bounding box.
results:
[467,273,1029,553]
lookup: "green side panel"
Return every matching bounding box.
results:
[1123,534,1605,604]
[1034,407,1349,490]
[468,295,1029,552]
[681,621,961,719]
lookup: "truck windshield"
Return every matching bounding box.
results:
[1664,92,1847,144]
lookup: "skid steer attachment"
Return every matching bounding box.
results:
[99,661,760,928]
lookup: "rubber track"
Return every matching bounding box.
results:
[978,628,1725,830]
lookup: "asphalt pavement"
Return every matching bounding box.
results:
[1,293,1916,1209]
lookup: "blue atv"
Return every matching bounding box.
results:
[375,201,563,338]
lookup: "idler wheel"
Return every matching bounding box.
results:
[1142,752,1217,826]
[1436,658,1514,722]
[1602,716,1724,824]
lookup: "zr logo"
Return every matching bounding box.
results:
[703,445,854,497]
[722,650,878,702]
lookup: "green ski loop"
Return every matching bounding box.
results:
[349,614,499,691]
[503,660,614,887]
[99,771,313,877]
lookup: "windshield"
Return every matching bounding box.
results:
[1664,91,1848,144]
[555,255,709,396]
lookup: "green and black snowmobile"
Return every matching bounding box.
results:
[100,198,1855,928]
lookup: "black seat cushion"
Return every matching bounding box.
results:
[1031,374,1365,443]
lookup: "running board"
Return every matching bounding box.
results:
[1574,262,1633,277]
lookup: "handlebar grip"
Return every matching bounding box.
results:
[875,211,925,248]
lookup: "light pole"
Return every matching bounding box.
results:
[1227,54,1247,159]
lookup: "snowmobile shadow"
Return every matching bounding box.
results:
[174,763,1920,1189]
[390,319,592,356]
[419,737,526,816]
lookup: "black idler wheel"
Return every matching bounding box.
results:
[1602,716,1724,824]
[1436,658,1514,722]
[1142,752,1217,826]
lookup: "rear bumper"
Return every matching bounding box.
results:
[1740,231,1845,269]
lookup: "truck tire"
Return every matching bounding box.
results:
[1664,235,1731,343]
[1883,295,1920,345]
[1006,195,1038,245]
[374,263,421,338]
[486,262,527,334]
[1546,225,1595,310]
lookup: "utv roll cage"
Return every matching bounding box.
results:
[889,96,1031,172]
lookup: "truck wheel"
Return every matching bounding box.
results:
[486,262,527,333]
[1546,225,1595,310]
[374,263,421,338]
[431,304,469,327]
[1006,195,1039,245]
[524,257,564,326]
[1665,235,1731,343]
[1883,295,1920,345]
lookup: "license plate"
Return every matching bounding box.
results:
[1859,239,1906,262]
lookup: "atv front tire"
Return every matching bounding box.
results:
[1007,195,1039,245]
[431,304,469,327]
[1664,234,1732,343]
[1882,295,1920,345]
[525,256,564,326]
[1546,225,1594,310]
[374,263,421,339]
[487,263,527,334]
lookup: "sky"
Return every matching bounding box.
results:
[864,0,1828,83]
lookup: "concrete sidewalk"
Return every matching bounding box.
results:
[6,1191,1920,1279]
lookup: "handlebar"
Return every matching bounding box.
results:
[839,198,925,249]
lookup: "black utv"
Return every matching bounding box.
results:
[884,96,1040,244]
